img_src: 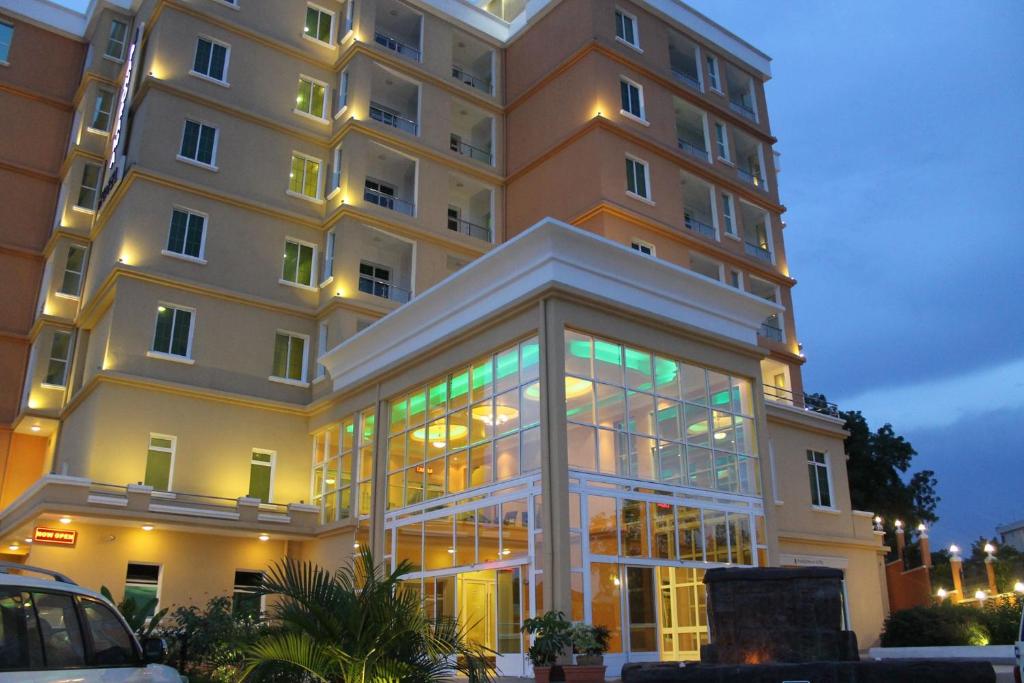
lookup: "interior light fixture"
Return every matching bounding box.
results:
[471,404,518,426]
[353,542,360,549]
[410,423,467,445]
[501,548,511,556]
[447,547,455,554]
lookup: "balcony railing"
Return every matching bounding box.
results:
[677,137,709,161]
[729,99,757,122]
[448,217,492,241]
[358,274,411,303]
[451,138,492,165]
[744,241,772,262]
[452,65,492,95]
[736,166,766,189]
[374,31,421,61]
[764,386,841,418]
[364,186,415,215]
[671,68,701,92]
[369,104,418,135]
[683,212,715,239]
[759,317,783,342]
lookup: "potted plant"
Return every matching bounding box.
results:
[521,610,572,683]
[565,623,610,683]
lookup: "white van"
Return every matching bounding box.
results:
[0,562,182,682]
[1015,604,1022,683]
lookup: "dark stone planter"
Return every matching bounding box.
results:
[533,665,552,683]
[621,660,996,683]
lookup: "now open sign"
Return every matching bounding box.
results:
[33,527,78,546]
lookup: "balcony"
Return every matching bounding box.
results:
[740,202,773,263]
[759,314,783,342]
[725,61,758,123]
[674,97,709,162]
[744,241,771,261]
[452,31,494,95]
[730,98,757,122]
[448,174,494,241]
[362,142,417,216]
[450,101,494,166]
[684,211,715,239]
[358,269,411,303]
[370,105,418,135]
[681,171,716,239]
[764,386,840,418]
[732,128,768,191]
[369,63,420,136]
[668,30,702,92]
[736,166,765,188]
[374,0,422,62]
[356,228,414,304]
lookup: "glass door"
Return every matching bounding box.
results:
[625,566,657,653]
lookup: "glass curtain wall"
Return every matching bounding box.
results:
[312,407,376,524]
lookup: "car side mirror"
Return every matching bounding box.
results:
[141,636,167,664]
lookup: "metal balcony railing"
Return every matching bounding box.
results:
[683,212,715,238]
[736,166,766,189]
[451,138,492,165]
[374,31,420,61]
[744,241,772,262]
[763,386,841,418]
[452,65,492,95]
[759,318,783,342]
[358,274,411,303]
[364,186,415,215]
[369,104,418,135]
[729,99,757,121]
[448,218,491,241]
[671,68,701,92]
[677,137,709,161]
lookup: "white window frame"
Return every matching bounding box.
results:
[56,244,87,299]
[270,330,310,387]
[705,54,721,93]
[336,70,349,116]
[280,236,318,289]
[728,268,743,289]
[88,87,115,134]
[0,20,13,66]
[321,230,335,284]
[721,192,737,237]
[41,330,74,389]
[146,303,196,364]
[344,0,355,36]
[303,3,336,46]
[162,206,209,264]
[74,162,103,212]
[190,35,231,86]
[807,450,835,510]
[248,449,276,502]
[714,122,730,163]
[145,434,176,492]
[231,569,266,616]
[177,119,219,170]
[630,239,655,256]
[287,152,325,203]
[104,18,128,62]
[294,74,330,123]
[315,322,328,379]
[613,8,640,51]
[625,155,652,203]
[124,562,162,614]
[327,145,342,198]
[210,0,240,7]
[619,77,647,125]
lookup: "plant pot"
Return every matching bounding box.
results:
[563,663,606,683]
[533,665,552,683]
[575,655,604,666]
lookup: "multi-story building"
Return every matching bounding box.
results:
[0,0,888,671]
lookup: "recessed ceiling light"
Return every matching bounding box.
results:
[59,516,72,525]
[258,533,270,542]
[30,424,41,432]
[141,524,154,532]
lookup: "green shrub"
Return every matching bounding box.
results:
[881,598,1022,647]
[977,595,1023,645]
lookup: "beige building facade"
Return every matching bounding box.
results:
[0,0,887,672]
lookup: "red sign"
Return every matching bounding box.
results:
[33,527,78,546]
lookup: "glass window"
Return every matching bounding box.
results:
[338,70,349,109]
[58,244,87,296]
[807,450,832,507]
[272,332,307,382]
[105,19,127,60]
[76,163,102,210]
[151,304,193,358]
[193,36,229,81]
[323,230,335,279]
[312,410,371,523]
[248,450,274,502]
[0,22,12,63]
[721,193,735,234]
[705,55,720,91]
[305,5,334,43]
[289,154,322,198]
[714,123,728,160]
[0,589,44,670]
[145,434,174,490]
[44,331,73,387]
[625,157,649,199]
[296,76,327,118]
[79,598,137,666]
[166,208,205,259]
[282,238,315,285]
[91,88,115,131]
[614,9,637,48]
[232,570,263,618]
[179,120,217,166]
[31,592,86,667]
[630,240,653,256]
[590,563,623,652]
[620,79,643,119]
[124,564,159,618]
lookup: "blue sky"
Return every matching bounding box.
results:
[685,0,1024,548]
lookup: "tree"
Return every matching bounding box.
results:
[842,410,939,534]
[242,550,494,683]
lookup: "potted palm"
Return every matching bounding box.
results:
[521,610,572,683]
[565,623,610,683]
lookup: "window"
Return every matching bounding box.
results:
[312,409,375,522]
[614,9,637,48]
[105,19,128,60]
[248,450,274,502]
[807,450,832,508]
[192,36,229,82]
[289,153,322,199]
[721,192,736,235]
[44,331,73,387]
[631,240,654,256]
[273,332,307,383]
[76,163,102,211]
[151,304,194,359]
[281,238,315,286]
[296,76,327,119]
[705,55,720,91]
[304,4,334,44]
[59,244,87,296]
[625,157,649,200]
[0,589,43,670]
[179,119,217,167]
[232,571,263,618]
[338,70,349,110]
[145,435,174,490]
[124,564,160,618]
[344,0,354,33]
[355,412,374,517]
[316,322,328,378]
[30,592,86,667]
[79,598,138,666]
[620,78,644,120]
[90,88,115,131]
[323,230,335,280]
[714,123,729,161]
[166,208,206,260]
[728,269,742,288]
[690,253,722,281]
[358,261,391,298]
[0,21,12,64]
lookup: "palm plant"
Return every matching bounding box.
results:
[241,549,495,683]
[100,585,168,639]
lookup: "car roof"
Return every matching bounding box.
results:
[0,572,112,604]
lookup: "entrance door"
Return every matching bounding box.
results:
[625,566,657,653]
[656,566,706,662]
[460,573,494,650]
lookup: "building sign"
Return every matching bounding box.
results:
[33,527,78,546]
[779,553,847,570]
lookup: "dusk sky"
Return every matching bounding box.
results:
[684,0,1024,548]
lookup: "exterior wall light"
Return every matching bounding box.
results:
[1013,581,1024,594]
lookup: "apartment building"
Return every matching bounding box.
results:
[0,0,887,671]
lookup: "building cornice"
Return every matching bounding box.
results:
[777,530,886,554]
[765,400,848,438]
